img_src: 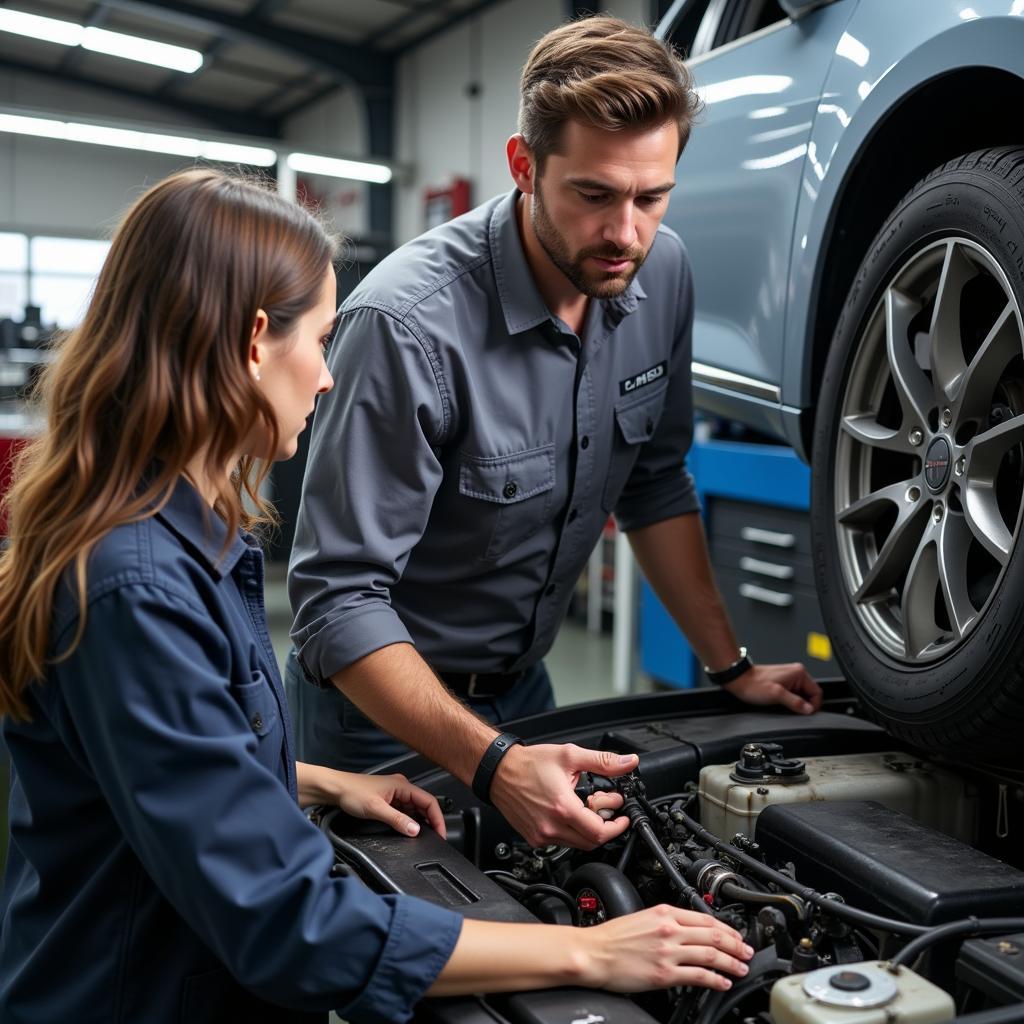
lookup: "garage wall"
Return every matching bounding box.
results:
[393,0,565,244]
[0,69,210,236]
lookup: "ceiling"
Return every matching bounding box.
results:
[0,0,504,139]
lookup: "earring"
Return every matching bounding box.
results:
[255,371,261,381]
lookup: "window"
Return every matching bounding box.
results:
[0,233,111,328]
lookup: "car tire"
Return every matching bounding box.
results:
[812,147,1024,762]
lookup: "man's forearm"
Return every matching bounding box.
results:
[627,512,740,670]
[330,642,497,782]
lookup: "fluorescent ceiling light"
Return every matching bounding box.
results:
[0,8,202,73]
[82,26,202,73]
[0,113,276,166]
[287,152,393,184]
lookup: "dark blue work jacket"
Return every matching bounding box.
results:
[0,479,461,1024]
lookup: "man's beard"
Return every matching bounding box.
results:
[532,183,647,299]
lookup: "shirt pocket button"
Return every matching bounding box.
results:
[502,481,518,499]
[250,712,264,732]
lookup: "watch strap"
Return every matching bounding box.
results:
[472,731,523,805]
[704,647,753,685]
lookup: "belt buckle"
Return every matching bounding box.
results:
[466,673,484,698]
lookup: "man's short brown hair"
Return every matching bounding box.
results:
[518,15,700,168]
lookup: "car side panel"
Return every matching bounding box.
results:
[782,1,1024,443]
[669,1,854,420]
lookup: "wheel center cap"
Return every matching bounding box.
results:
[925,437,952,491]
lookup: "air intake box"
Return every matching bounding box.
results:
[754,800,1024,925]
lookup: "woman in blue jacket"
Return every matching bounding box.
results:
[0,169,752,1023]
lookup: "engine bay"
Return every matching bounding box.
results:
[320,687,1024,1024]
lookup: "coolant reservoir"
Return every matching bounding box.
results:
[698,744,976,843]
[770,962,954,1024]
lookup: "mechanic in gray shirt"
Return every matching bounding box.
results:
[288,15,822,850]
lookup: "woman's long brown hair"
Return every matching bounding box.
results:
[0,168,337,719]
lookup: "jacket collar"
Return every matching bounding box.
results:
[154,476,250,580]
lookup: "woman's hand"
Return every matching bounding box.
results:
[579,905,753,992]
[295,762,446,838]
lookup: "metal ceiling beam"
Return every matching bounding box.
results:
[387,0,511,55]
[0,56,282,137]
[96,0,393,90]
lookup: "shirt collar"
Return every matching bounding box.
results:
[154,475,251,580]
[489,189,648,337]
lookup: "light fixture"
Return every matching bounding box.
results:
[0,8,202,73]
[0,113,276,166]
[286,152,393,184]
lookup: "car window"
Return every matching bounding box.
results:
[660,0,787,60]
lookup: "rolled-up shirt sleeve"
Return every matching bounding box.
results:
[289,304,448,685]
[614,241,700,532]
[55,582,462,1020]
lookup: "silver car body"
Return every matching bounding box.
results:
[669,0,1024,458]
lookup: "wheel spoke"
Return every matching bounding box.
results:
[968,412,1024,479]
[886,286,932,428]
[900,532,941,659]
[962,473,1014,564]
[840,413,914,454]
[929,242,979,400]
[837,479,916,527]
[955,302,1022,420]
[853,499,931,604]
[936,513,977,639]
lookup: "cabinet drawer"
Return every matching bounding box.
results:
[710,537,815,589]
[712,566,837,678]
[709,498,812,558]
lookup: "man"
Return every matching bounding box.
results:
[287,15,822,850]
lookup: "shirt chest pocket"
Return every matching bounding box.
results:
[458,444,556,563]
[602,381,669,513]
[232,669,283,773]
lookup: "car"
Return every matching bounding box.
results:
[324,683,1024,1024]
[656,0,1024,762]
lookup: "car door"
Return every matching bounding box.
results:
[662,0,856,428]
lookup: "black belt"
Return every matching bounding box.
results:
[440,670,525,699]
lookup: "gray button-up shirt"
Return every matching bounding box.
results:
[290,189,698,682]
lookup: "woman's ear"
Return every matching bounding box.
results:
[249,309,270,382]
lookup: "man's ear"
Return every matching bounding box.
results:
[249,308,270,381]
[506,134,537,195]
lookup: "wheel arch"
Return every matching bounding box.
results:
[797,64,1024,455]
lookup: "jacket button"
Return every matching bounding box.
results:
[645,417,654,435]
[503,481,518,499]
[580,435,590,450]
[251,713,264,732]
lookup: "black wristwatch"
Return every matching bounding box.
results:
[472,732,523,805]
[704,647,753,685]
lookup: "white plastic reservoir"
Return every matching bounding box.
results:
[698,744,976,844]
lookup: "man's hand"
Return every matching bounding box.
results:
[723,663,822,715]
[488,743,639,849]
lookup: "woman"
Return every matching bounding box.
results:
[0,169,752,1023]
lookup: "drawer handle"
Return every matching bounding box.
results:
[740,526,796,548]
[740,556,794,580]
[739,582,794,608]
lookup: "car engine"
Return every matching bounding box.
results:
[320,690,1024,1024]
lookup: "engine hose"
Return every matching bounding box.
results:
[717,881,804,920]
[635,818,712,916]
[947,1002,1024,1024]
[670,806,930,936]
[486,871,581,926]
[615,829,637,872]
[566,862,644,919]
[889,917,1024,969]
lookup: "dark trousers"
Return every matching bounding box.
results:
[283,647,556,772]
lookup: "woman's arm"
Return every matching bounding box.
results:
[430,906,753,995]
[295,762,446,837]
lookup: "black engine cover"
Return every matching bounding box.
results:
[754,800,1024,925]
